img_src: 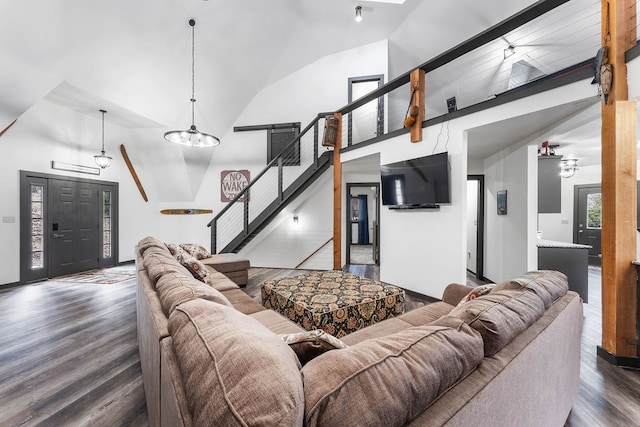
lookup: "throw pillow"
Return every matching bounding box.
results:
[165,242,181,256]
[180,243,211,260]
[280,330,347,366]
[173,247,210,283]
[457,284,496,306]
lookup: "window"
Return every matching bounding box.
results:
[103,190,112,258]
[586,193,602,229]
[30,184,44,269]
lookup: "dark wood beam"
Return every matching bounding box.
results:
[599,0,638,362]
[333,113,343,270]
[410,69,425,143]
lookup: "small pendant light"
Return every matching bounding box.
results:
[94,109,112,168]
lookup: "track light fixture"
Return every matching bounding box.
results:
[504,44,516,59]
[355,5,363,22]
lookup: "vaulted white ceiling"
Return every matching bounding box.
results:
[1,0,638,188]
[1,0,540,135]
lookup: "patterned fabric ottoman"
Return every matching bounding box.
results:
[261,271,405,338]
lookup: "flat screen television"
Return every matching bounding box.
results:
[380,152,450,208]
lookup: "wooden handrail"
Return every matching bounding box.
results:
[295,237,333,269]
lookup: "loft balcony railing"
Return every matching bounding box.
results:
[209,0,638,254]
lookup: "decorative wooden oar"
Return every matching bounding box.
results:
[0,119,17,138]
[120,144,148,202]
[160,209,213,215]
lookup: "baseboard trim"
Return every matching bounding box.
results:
[0,281,21,289]
[597,345,640,369]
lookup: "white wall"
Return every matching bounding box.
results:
[340,78,595,298]
[483,145,537,282]
[342,128,467,297]
[188,40,388,267]
[0,40,388,285]
[0,100,186,285]
[199,39,389,217]
[239,171,333,270]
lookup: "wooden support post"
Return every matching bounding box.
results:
[333,113,343,270]
[410,69,425,143]
[0,119,17,139]
[598,0,638,364]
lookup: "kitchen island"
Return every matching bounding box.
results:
[538,239,591,303]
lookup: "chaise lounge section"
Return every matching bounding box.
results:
[136,236,583,426]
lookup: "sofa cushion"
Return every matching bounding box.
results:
[169,299,304,427]
[138,236,169,256]
[201,253,250,273]
[156,272,232,315]
[249,309,306,335]
[492,270,568,308]
[280,330,347,366]
[207,271,239,291]
[301,318,484,427]
[221,288,265,315]
[445,288,546,356]
[143,252,190,283]
[339,318,412,346]
[398,301,455,326]
[179,243,211,260]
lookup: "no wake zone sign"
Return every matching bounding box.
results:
[221,170,250,203]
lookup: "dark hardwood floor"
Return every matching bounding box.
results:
[0,265,638,426]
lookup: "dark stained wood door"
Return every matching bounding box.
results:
[49,179,99,277]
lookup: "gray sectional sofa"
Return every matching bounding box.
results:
[136,236,583,426]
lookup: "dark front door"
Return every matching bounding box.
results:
[574,185,602,266]
[49,179,100,277]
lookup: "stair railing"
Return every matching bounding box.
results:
[209,113,333,253]
[209,0,591,253]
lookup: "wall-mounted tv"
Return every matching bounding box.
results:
[380,152,450,209]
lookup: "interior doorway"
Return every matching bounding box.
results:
[467,175,485,279]
[347,75,384,146]
[346,183,380,265]
[574,184,602,266]
[20,171,118,283]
